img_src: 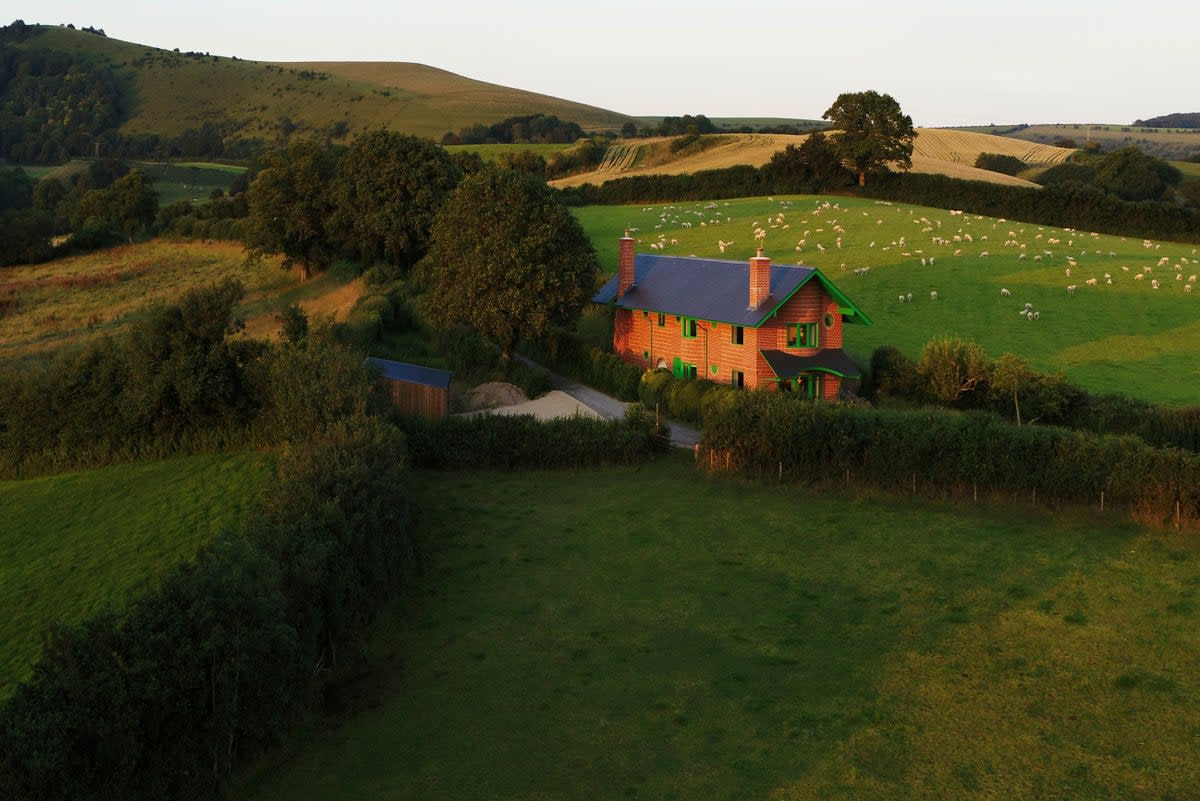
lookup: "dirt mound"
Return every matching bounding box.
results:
[458,382,529,412]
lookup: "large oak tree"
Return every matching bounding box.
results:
[822,90,915,187]
[328,130,461,272]
[417,167,599,361]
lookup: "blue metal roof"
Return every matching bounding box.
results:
[364,357,452,390]
[592,254,871,327]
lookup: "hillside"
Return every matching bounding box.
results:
[552,129,1075,188]
[5,24,634,150]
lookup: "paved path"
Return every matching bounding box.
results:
[517,355,701,449]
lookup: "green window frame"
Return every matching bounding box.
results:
[732,325,744,345]
[786,322,818,349]
[683,362,698,380]
[681,317,698,339]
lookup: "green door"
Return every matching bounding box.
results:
[672,357,683,379]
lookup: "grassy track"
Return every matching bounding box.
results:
[237,455,1200,800]
[0,451,273,700]
[573,196,1200,405]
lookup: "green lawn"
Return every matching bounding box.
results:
[237,455,1200,800]
[0,451,272,700]
[573,196,1200,405]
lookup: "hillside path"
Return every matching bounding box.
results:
[515,355,700,450]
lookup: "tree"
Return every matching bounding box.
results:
[916,337,988,405]
[990,352,1035,425]
[764,132,851,192]
[822,91,915,186]
[245,139,339,280]
[416,168,599,361]
[327,130,461,272]
[1093,146,1182,201]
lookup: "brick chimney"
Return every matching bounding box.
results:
[617,231,635,299]
[749,247,771,308]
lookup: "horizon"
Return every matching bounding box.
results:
[13,2,1200,128]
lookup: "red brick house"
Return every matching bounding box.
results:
[592,234,872,398]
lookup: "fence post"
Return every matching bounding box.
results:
[1100,491,1104,512]
[973,481,977,503]
[1032,487,1037,507]
[778,461,782,480]
[912,473,917,494]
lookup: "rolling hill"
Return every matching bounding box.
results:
[5,24,635,148]
[552,129,1076,188]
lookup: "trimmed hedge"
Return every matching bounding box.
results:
[637,369,739,427]
[399,404,668,469]
[0,414,412,800]
[699,392,1200,527]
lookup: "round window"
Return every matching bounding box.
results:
[823,312,834,328]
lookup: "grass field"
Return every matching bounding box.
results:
[0,451,273,700]
[236,456,1200,800]
[573,195,1200,405]
[982,124,1200,161]
[554,129,1074,189]
[136,161,247,205]
[0,241,363,363]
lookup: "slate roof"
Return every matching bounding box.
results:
[364,357,452,390]
[592,254,871,327]
[760,349,863,379]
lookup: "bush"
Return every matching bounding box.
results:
[0,413,412,800]
[398,405,667,469]
[698,392,1200,527]
[974,152,1027,176]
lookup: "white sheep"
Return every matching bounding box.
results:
[1086,278,1098,286]
[930,290,939,301]
[1135,273,1145,281]
[1067,285,1077,294]
[898,294,906,303]
[1186,284,1193,293]
[1001,288,1011,297]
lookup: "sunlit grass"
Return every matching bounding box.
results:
[237,455,1200,801]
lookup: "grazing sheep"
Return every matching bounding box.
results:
[1152,279,1160,289]
[930,291,939,301]
[1001,288,1011,297]
[906,292,913,302]
[898,294,906,303]
[1067,285,1077,294]
[1033,311,1041,320]
[1019,253,1027,260]
[1086,278,1098,286]
[1025,302,1034,310]
[1186,284,1193,293]
[1135,273,1145,281]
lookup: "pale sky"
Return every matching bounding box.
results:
[15,1,1199,127]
